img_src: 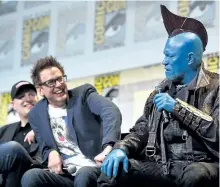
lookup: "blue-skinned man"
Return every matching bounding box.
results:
[99,5,219,187]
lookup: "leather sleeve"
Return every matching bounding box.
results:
[113,91,156,157]
[173,86,219,158]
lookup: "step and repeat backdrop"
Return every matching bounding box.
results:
[0,1,219,132]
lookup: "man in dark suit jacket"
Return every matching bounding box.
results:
[0,81,42,187]
[21,56,122,187]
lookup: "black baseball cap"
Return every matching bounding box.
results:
[11,81,37,100]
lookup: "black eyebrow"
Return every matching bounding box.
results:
[46,76,62,82]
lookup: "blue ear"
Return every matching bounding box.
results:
[188,52,195,66]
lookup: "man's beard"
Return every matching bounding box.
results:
[170,74,185,85]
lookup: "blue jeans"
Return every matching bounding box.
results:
[0,141,33,187]
[21,166,100,187]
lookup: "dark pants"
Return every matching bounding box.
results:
[0,141,33,187]
[20,159,219,187]
[103,159,219,187]
[97,159,177,187]
[67,160,218,187]
[173,161,219,187]
[21,166,100,187]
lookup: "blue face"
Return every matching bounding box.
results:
[162,32,203,82]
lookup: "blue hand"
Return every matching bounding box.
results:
[153,93,176,112]
[101,149,128,178]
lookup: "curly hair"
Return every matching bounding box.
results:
[31,56,65,86]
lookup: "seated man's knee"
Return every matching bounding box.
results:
[4,141,22,150]
[21,168,43,187]
[74,166,99,186]
[75,166,98,178]
[3,141,26,156]
[179,162,218,187]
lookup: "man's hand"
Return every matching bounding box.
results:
[24,130,35,145]
[94,145,113,167]
[153,93,177,112]
[48,150,63,175]
[101,149,128,178]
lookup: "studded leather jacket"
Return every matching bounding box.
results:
[114,65,219,163]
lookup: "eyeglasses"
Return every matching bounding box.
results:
[39,75,67,88]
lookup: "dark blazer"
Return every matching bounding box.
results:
[28,84,122,165]
[0,121,41,162]
[0,122,42,185]
[0,121,41,159]
[0,122,21,143]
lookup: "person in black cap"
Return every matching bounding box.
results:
[97,5,219,187]
[0,81,42,187]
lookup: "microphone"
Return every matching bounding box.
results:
[65,165,77,174]
[155,85,169,124]
[44,165,77,175]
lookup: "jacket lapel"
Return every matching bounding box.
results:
[0,122,20,143]
[10,122,20,140]
[39,100,57,149]
[66,91,78,145]
[29,143,39,154]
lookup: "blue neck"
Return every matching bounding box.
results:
[182,68,199,85]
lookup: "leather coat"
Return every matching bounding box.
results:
[114,65,219,163]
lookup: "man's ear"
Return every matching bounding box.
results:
[36,86,44,97]
[11,100,16,110]
[188,52,195,66]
